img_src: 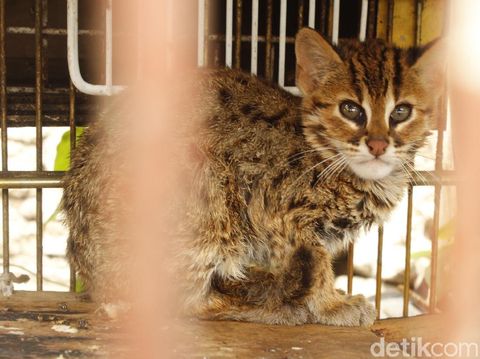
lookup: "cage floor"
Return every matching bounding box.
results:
[0,292,444,358]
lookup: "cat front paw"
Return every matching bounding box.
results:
[343,294,376,327]
[311,294,376,327]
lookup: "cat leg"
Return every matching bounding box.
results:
[299,245,377,327]
[196,245,375,327]
[198,266,311,325]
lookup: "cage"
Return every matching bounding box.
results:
[0,0,457,357]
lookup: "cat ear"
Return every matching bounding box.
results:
[410,38,447,97]
[295,27,343,95]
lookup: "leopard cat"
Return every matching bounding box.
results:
[62,28,445,326]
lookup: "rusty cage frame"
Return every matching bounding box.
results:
[0,0,455,320]
[0,0,100,293]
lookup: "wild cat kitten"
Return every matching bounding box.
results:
[180,28,444,326]
[63,28,445,326]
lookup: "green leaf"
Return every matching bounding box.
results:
[44,205,61,227]
[54,127,85,171]
[411,250,432,260]
[75,278,86,293]
[46,128,86,226]
[438,218,455,243]
[50,129,88,291]
[411,218,456,260]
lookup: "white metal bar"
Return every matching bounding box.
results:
[67,0,123,96]
[359,0,368,42]
[105,0,113,91]
[332,0,340,45]
[284,86,302,96]
[308,0,316,28]
[250,0,259,74]
[197,0,205,66]
[278,0,287,86]
[225,0,233,67]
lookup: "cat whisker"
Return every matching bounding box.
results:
[316,160,339,183]
[403,161,425,184]
[315,155,347,185]
[287,147,335,162]
[332,160,348,181]
[402,162,418,185]
[403,161,428,185]
[285,154,338,169]
[287,153,342,193]
[331,157,348,177]
[330,159,347,180]
[287,149,318,160]
[399,161,417,186]
[324,158,344,178]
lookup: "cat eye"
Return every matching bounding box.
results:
[390,104,412,124]
[339,101,366,125]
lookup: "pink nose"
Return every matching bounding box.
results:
[367,138,388,157]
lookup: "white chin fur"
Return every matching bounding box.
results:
[349,159,395,180]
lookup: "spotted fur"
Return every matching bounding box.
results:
[179,29,445,326]
[63,28,445,326]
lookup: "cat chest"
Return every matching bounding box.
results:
[308,192,390,250]
[313,214,364,247]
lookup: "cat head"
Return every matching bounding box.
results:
[295,28,446,181]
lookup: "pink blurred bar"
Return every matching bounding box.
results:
[448,0,480,343]
[116,1,197,357]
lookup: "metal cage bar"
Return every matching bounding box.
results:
[0,0,9,275]
[35,0,44,291]
[6,26,102,36]
[235,0,243,69]
[66,0,124,95]
[225,0,233,67]
[319,0,328,35]
[359,0,369,41]
[403,185,413,316]
[347,243,354,294]
[366,0,377,39]
[204,0,210,67]
[308,0,316,28]
[105,0,113,91]
[0,170,442,190]
[250,0,259,74]
[68,81,77,292]
[0,172,63,189]
[332,0,340,45]
[298,0,304,29]
[265,0,273,81]
[387,0,395,43]
[415,0,423,45]
[430,94,447,313]
[197,0,206,67]
[375,225,384,319]
[278,0,287,87]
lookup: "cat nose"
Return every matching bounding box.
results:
[367,138,388,157]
